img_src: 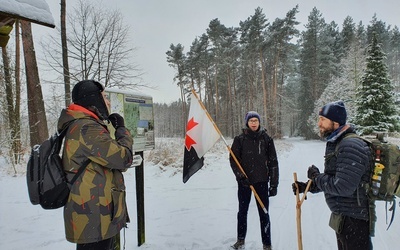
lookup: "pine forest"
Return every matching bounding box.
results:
[161,6,400,140]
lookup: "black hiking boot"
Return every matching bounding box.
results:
[231,239,245,249]
[263,244,272,250]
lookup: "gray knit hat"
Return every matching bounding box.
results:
[245,111,261,127]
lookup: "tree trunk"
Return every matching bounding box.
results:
[21,21,49,146]
[214,67,219,124]
[179,80,186,137]
[260,49,268,129]
[14,20,22,163]
[226,68,232,136]
[61,0,71,107]
[2,48,15,166]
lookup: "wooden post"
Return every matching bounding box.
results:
[293,173,312,250]
[136,151,145,246]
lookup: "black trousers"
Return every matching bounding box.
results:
[336,216,372,250]
[76,237,115,250]
[237,181,271,246]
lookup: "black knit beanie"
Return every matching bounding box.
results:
[72,80,109,119]
[319,100,347,125]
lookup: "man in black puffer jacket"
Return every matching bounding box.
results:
[293,101,372,250]
[229,111,279,250]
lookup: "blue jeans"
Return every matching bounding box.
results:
[237,181,271,246]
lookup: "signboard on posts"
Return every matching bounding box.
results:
[105,88,155,152]
[105,87,153,246]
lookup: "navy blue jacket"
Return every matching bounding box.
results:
[230,127,279,187]
[314,125,371,220]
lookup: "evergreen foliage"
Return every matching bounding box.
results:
[354,33,399,134]
[160,8,400,138]
[388,26,400,92]
[298,8,339,139]
[310,38,367,135]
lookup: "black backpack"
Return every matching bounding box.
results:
[26,120,89,209]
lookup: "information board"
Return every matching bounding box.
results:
[106,88,154,152]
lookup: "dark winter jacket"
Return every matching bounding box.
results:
[57,104,133,244]
[229,127,279,187]
[314,125,371,220]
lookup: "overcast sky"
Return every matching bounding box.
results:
[33,0,399,104]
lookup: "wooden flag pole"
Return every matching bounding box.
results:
[191,90,268,214]
[293,172,312,250]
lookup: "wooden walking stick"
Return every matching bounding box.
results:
[293,172,312,250]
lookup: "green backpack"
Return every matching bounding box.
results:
[367,134,400,201]
[339,133,400,236]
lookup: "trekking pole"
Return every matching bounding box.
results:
[293,172,312,250]
[191,90,268,215]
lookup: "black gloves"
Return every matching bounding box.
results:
[236,173,250,187]
[292,180,320,195]
[269,186,277,197]
[291,165,320,195]
[292,181,308,195]
[308,165,320,180]
[108,113,125,128]
[238,176,250,187]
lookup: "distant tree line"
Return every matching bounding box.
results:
[159,6,400,139]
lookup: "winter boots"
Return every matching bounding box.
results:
[231,239,272,249]
[231,239,245,249]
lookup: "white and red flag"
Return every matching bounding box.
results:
[183,91,221,183]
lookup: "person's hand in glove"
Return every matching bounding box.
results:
[292,181,308,195]
[237,173,250,187]
[108,113,125,129]
[269,186,277,197]
[308,165,320,180]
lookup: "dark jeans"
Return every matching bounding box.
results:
[76,237,115,250]
[336,216,372,250]
[237,181,271,246]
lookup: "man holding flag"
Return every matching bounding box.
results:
[182,92,278,250]
[229,111,279,250]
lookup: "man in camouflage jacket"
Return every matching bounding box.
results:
[57,80,133,249]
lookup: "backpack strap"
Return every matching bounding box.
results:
[58,119,78,137]
[238,129,271,150]
[68,159,91,185]
[334,132,361,153]
[61,119,91,186]
[386,200,396,230]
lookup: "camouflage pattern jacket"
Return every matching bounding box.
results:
[57,104,133,244]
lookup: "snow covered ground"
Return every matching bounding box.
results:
[0,137,398,249]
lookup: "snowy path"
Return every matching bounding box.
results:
[0,138,398,249]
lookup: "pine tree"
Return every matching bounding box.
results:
[354,33,399,135]
[298,7,338,138]
[309,38,367,135]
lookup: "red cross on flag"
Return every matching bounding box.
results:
[183,91,221,183]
